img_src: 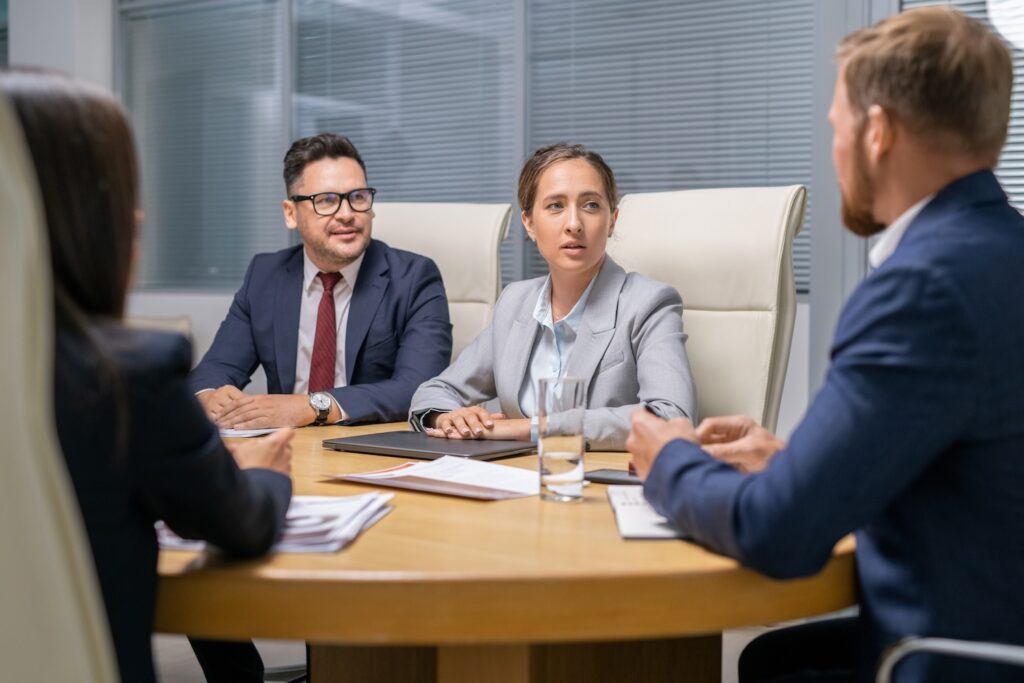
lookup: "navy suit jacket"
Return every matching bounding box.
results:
[644,171,1024,682]
[189,239,453,423]
[56,326,291,683]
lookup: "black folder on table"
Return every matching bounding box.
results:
[322,430,536,461]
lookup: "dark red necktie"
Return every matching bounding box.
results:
[309,271,343,392]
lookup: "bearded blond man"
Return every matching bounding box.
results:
[629,8,1024,682]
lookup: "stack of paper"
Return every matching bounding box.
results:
[338,455,540,500]
[219,427,278,438]
[607,485,686,539]
[157,492,394,554]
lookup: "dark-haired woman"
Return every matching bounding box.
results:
[410,143,696,450]
[0,69,293,682]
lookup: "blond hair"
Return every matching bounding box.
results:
[837,6,1013,164]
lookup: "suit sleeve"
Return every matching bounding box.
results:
[187,258,261,393]
[581,285,697,451]
[643,266,979,578]
[136,338,291,557]
[331,257,453,423]
[407,300,502,431]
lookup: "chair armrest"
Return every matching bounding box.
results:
[876,636,1024,683]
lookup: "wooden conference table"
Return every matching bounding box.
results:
[156,423,856,683]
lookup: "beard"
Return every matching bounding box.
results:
[840,127,887,238]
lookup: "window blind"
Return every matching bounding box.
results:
[119,0,820,292]
[526,0,816,290]
[900,1,1024,216]
[293,0,520,282]
[121,0,286,289]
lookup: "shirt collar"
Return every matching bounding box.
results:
[868,194,934,268]
[302,249,365,293]
[532,274,597,332]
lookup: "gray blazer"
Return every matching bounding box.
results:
[409,257,696,450]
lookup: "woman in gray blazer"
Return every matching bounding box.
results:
[409,143,695,451]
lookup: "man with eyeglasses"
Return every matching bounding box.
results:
[189,133,452,432]
[187,134,451,680]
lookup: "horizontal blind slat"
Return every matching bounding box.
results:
[528,0,815,292]
[123,1,286,289]
[901,1,1024,221]
[294,0,521,284]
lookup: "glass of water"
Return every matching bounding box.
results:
[537,377,586,502]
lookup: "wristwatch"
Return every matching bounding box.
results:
[309,392,333,426]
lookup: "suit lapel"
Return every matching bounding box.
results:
[274,247,304,393]
[495,283,543,417]
[563,258,625,396]
[345,240,389,383]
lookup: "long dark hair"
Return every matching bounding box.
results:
[0,69,138,327]
[1,69,139,455]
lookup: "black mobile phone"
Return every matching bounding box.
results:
[584,468,641,485]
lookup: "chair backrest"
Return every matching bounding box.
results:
[0,96,119,680]
[371,202,512,361]
[608,186,806,430]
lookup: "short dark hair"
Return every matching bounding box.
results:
[283,133,366,193]
[518,143,618,216]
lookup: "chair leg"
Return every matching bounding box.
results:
[263,663,307,682]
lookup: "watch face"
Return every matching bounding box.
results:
[311,393,332,411]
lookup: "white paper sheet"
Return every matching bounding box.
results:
[606,485,686,539]
[218,427,279,438]
[157,492,394,554]
[339,455,540,499]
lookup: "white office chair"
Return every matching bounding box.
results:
[608,185,806,430]
[876,636,1024,682]
[371,202,512,361]
[0,96,119,679]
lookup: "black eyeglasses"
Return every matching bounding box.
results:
[290,187,377,216]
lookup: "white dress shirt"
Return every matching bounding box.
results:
[868,195,934,269]
[293,250,364,419]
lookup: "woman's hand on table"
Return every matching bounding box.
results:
[425,407,531,440]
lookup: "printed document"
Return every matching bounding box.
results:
[338,455,540,500]
[157,493,393,553]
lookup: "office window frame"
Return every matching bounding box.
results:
[116,0,292,290]
[0,0,9,67]
[116,0,843,296]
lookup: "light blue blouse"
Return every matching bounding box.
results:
[517,275,597,439]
